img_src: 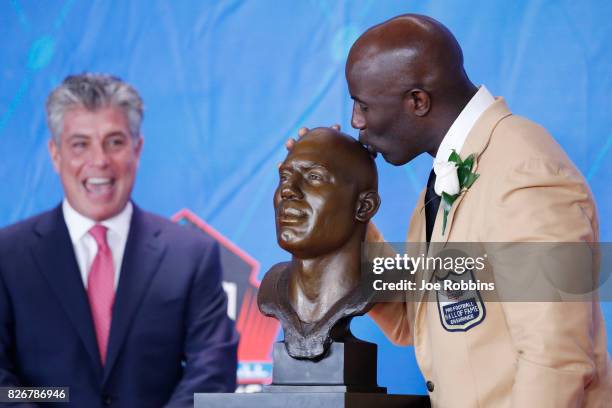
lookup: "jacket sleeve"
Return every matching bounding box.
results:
[164,241,238,407]
[366,223,415,346]
[0,258,39,408]
[368,301,413,346]
[486,157,599,407]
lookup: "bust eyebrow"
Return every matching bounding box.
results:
[280,157,333,174]
[302,164,328,171]
[293,163,331,174]
[278,165,292,175]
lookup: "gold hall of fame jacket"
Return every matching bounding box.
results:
[369,98,612,407]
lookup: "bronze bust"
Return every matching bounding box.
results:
[258,127,380,359]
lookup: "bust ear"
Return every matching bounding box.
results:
[355,190,380,222]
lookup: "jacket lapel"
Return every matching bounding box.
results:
[433,98,513,244]
[412,98,513,332]
[102,206,166,384]
[30,206,103,375]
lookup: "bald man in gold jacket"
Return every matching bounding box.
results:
[344,13,612,408]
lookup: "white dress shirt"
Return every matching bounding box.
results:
[62,199,133,289]
[434,85,495,167]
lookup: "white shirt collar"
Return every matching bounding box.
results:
[62,199,133,244]
[434,85,495,167]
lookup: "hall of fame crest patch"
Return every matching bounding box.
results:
[436,269,486,332]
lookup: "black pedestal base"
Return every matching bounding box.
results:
[271,340,383,391]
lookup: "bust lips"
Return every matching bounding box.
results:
[277,205,309,225]
[276,205,311,248]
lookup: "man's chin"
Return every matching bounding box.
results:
[73,200,127,221]
[382,152,413,166]
[381,153,401,166]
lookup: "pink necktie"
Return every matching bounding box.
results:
[87,224,115,365]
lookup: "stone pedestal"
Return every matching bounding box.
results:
[195,391,429,408]
[195,339,430,408]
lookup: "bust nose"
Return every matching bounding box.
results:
[280,179,303,200]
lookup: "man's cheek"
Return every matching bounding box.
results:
[67,156,84,170]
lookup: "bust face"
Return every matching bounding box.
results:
[274,135,361,259]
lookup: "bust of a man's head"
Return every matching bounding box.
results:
[259,127,380,358]
[275,128,379,260]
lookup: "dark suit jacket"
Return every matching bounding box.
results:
[0,204,238,407]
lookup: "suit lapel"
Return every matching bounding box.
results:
[103,206,166,384]
[29,206,103,375]
[433,98,513,244]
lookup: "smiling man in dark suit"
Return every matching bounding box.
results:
[0,73,238,407]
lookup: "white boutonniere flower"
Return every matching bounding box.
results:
[434,161,460,196]
[434,151,480,235]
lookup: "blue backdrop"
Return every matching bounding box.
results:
[1,0,611,395]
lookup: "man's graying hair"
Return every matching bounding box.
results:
[46,73,144,144]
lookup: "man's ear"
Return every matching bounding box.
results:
[48,138,60,173]
[403,88,431,117]
[355,190,380,222]
[134,135,144,167]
